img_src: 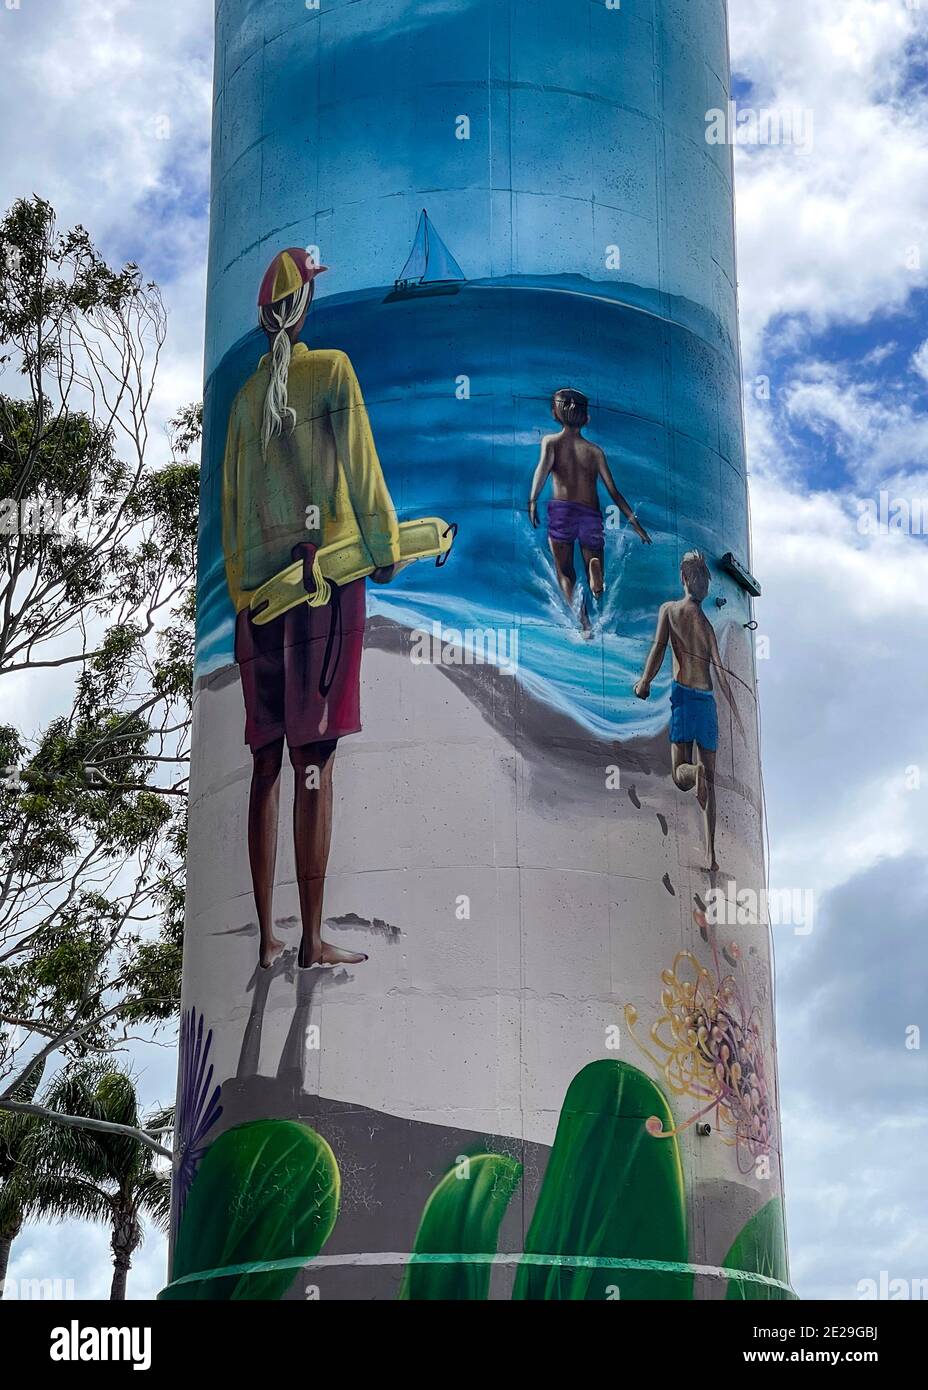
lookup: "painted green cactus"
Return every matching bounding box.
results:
[401,1061,794,1301]
[162,1064,794,1301]
[513,1059,691,1300]
[398,1060,691,1301]
[398,1152,523,1301]
[161,1118,340,1300]
[724,1195,795,1300]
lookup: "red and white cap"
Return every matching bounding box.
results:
[258,248,328,308]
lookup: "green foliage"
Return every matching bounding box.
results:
[163,1120,341,1301]
[0,196,155,642]
[398,1153,522,1301]
[0,700,178,1050]
[0,196,140,357]
[31,1064,171,1300]
[513,1060,692,1300]
[0,196,201,1086]
[724,1197,795,1300]
[1,1062,169,1300]
[151,587,196,708]
[0,1060,45,1241]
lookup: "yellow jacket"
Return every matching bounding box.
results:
[221,344,400,612]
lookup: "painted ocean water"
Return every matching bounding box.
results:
[196,275,749,742]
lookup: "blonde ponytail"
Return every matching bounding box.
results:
[259,281,312,456]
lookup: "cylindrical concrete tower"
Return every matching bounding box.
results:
[163,0,793,1301]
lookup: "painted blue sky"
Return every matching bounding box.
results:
[1,0,927,1302]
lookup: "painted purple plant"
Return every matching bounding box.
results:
[173,1007,223,1235]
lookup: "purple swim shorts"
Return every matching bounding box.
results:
[547,500,604,549]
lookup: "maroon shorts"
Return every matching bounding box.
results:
[234,579,366,751]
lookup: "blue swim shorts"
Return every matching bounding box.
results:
[669,680,718,751]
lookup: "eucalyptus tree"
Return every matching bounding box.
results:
[0,196,198,1139]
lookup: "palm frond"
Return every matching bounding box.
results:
[144,1104,175,1142]
[39,1062,143,1185]
[7,1061,171,1261]
[0,1058,47,1162]
[1,1056,47,1108]
[133,1169,172,1234]
[22,1172,112,1226]
[0,1179,25,1234]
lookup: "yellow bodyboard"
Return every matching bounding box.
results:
[249,516,455,625]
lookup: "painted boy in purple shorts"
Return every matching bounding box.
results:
[528,389,651,635]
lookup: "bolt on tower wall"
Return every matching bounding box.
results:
[163,0,794,1301]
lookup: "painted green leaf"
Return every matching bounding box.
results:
[161,1118,340,1300]
[399,1152,523,1301]
[724,1196,796,1300]
[513,1060,691,1300]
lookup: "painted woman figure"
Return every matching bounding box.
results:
[222,248,400,969]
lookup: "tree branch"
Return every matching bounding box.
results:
[0,1099,173,1160]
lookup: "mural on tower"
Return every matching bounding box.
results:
[165,0,793,1300]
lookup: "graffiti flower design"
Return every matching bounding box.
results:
[624,937,772,1174]
[173,1007,223,1231]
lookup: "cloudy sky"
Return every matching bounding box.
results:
[2,0,927,1300]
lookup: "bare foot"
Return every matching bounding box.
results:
[299,939,369,968]
[588,557,604,599]
[695,762,709,811]
[259,937,285,970]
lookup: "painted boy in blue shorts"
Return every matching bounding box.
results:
[634,551,744,872]
[529,389,651,635]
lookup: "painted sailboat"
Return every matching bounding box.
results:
[385,208,466,302]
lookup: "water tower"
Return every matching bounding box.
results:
[162,0,793,1302]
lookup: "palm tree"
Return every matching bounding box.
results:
[38,1065,171,1300]
[0,1060,45,1291]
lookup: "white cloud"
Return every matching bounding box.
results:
[862,342,897,368]
[0,0,212,438]
[750,463,928,899]
[731,0,928,366]
[731,4,928,1296]
[777,360,928,490]
[912,338,928,384]
[775,857,928,1298]
[782,1097,928,1299]
[8,1216,166,1302]
[1,1,211,242]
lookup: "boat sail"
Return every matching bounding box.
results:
[387,209,465,301]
